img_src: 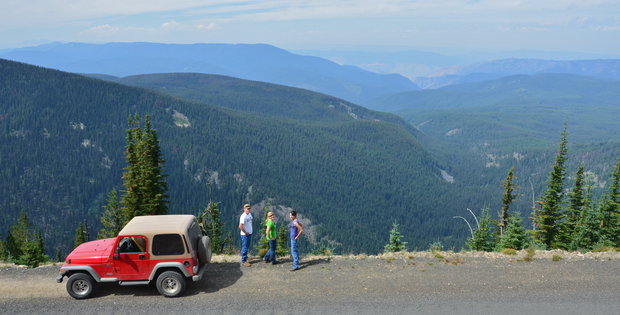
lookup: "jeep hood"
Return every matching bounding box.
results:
[66,238,115,262]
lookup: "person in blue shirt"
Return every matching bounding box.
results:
[289,210,303,271]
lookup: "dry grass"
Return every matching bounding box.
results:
[500,248,518,255]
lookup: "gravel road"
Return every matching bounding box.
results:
[1,251,619,314]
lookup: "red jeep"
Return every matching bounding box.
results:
[56,215,211,299]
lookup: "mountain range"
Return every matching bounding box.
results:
[413,59,620,89]
[0,42,418,105]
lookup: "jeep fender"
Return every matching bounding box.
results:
[148,262,192,281]
[57,266,118,283]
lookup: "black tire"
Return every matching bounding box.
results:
[66,273,97,299]
[155,271,186,297]
[197,235,212,265]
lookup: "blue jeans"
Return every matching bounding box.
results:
[264,239,277,264]
[241,234,252,263]
[291,238,299,269]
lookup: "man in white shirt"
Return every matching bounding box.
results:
[239,204,253,266]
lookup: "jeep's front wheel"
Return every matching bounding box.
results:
[66,273,97,299]
[156,271,186,297]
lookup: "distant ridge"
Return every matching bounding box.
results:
[0,42,419,105]
[414,58,620,89]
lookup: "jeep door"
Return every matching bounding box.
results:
[114,236,150,280]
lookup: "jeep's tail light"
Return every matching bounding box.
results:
[193,266,198,274]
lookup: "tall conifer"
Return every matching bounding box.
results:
[561,163,586,250]
[121,114,168,221]
[499,167,517,236]
[600,155,620,246]
[533,127,568,249]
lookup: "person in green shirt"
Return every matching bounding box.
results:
[263,212,278,265]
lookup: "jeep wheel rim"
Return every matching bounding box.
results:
[162,277,180,295]
[72,280,90,296]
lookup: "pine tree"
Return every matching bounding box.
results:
[74,222,88,249]
[384,222,407,253]
[121,114,169,221]
[533,127,568,249]
[5,210,30,260]
[198,202,226,254]
[467,207,496,251]
[276,224,288,256]
[497,211,530,250]
[5,210,48,267]
[600,155,620,246]
[499,167,517,236]
[98,188,125,239]
[571,186,604,250]
[560,163,586,250]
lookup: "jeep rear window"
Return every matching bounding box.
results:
[152,234,185,256]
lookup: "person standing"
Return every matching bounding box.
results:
[289,210,303,271]
[263,211,277,265]
[239,204,253,267]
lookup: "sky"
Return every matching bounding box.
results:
[1,0,620,55]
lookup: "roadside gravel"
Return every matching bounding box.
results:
[1,250,618,314]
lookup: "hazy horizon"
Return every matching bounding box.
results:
[2,1,619,56]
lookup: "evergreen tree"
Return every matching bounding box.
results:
[16,235,47,268]
[55,249,63,263]
[198,202,227,254]
[98,188,125,239]
[384,222,407,253]
[74,222,88,249]
[571,187,604,250]
[600,155,620,246]
[533,127,569,249]
[560,163,586,250]
[499,167,517,236]
[5,210,48,267]
[5,210,30,260]
[497,211,530,250]
[121,114,169,221]
[276,224,288,256]
[467,207,496,251]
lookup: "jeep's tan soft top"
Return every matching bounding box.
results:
[119,215,196,237]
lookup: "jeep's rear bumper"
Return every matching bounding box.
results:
[192,264,207,282]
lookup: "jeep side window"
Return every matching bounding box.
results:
[118,237,145,253]
[152,234,185,256]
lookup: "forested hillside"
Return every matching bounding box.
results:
[370,73,620,220]
[0,59,467,257]
[106,73,406,125]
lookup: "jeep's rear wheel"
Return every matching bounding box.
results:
[198,235,212,265]
[66,273,97,299]
[156,271,186,297]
